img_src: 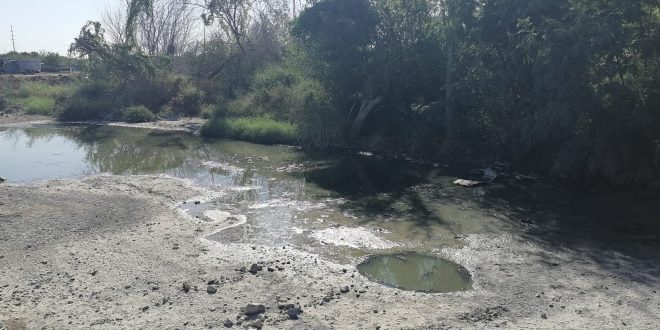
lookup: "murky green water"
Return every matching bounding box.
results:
[2,124,659,291]
[357,252,472,293]
[0,124,511,251]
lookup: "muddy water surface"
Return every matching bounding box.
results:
[2,124,659,292]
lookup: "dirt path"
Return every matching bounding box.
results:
[1,175,658,329]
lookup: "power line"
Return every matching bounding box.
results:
[10,25,16,52]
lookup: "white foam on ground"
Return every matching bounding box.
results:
[204,210,248,234]
[311,226,398,250]
[202,161,244,173]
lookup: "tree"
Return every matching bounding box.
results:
[102,0,198,56]
[292,0,380,138]
[202,0,254,55]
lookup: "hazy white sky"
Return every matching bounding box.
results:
[0,0,106,55]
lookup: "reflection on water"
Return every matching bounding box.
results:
[357,252,472,293]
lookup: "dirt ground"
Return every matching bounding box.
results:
[1,116,659,329]
[0,174,658,330]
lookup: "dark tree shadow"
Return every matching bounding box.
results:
[475,179,660,284]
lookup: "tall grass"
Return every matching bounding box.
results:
[20,96,56,115]
[16,82,73,98]
[201,117,298,145]
[1,81,76,115]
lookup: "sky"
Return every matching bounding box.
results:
[0,0,106,55]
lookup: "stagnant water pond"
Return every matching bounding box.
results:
[2,124,659,292]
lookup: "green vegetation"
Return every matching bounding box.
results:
[51,0,660,184]
[0,95,7,113]
[15,82,73,99]
[119,106,156,123]
[0,80,77,115]
[200,104,215,119]
[62,16,205,121]
[202,117,298,145]
[20,96,56,115]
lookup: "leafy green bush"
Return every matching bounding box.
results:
[225,65,331,124]
[58,81,115,120]
[119,106,156,123]
[168,83,204,116]
[200,104,215,119]
[201,117,298,145]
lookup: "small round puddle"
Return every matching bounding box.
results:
[357,252,472,293]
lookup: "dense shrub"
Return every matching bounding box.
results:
[226,66,326,122]
[59,74,206,121]
[58,81,115,120]
[119,106,156,123]
[200,104,215,119]
[168,82,204,117]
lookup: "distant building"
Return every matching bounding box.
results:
[0,59,10,73]
[42,64,72,73]
[1,59,41,74]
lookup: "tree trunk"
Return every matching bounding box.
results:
[349,96,383,139]
[443,39,454,154]
[442,0,455,155]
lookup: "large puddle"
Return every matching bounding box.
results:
[2,124,659,281]
[357,252,472,293]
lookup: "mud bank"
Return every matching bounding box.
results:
[1,175,658,329]
[0,115,205,134]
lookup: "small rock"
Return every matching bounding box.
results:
[340,286,350,294]
[251,320,263,329]
[90,270,98,276]
[194,201,201,205]
[323,296,332,302]
[278,303,294,310]
[267,267,275,272]
[249,264,261,274]
[243,304,266,316]
[223,319,234,328]
[0,176,6,183]
[182,282,191,293]
[207,286,217,294]
[541,313,547,319]
[287,305,303,319]
[40,260,48,265]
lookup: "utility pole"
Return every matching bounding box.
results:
[10,25,16,52]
